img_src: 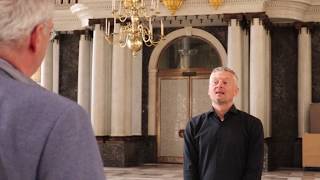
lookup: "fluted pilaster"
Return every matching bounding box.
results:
[250,17,270,137]
[91,23,107,136]
[78,32,91,113]
[298,26,312,137]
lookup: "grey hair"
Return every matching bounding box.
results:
[0,0,54,45]
[209,66,239,86]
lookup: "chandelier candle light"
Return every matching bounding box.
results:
[106,0,165,56]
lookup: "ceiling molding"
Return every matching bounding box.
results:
[54,0,320,31]
[265,0,320,22]
[53,9,82,31]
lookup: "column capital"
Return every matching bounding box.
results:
[244,12,272,31]
[223,13,244,23]
[88,18,106,26]
[88,18,106,31]
[294,22,314,34]
[223,13,248,30]
[74,28,93,40]
[51,31,60,42]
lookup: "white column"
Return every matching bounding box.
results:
[104,33,113,136]
[242,29,249,113]
[91,24,107,136]
[41,41,53,91]
[52,39,60,94]
[111,25,133,136]
[250,18,268,137]
[265,31,271,138]
[131,51,142,135]
[78,34,91,113]
[298,27,312,137]
[148,70,157,135]
[227,19,243,110]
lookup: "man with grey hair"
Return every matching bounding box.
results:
[0,0,105,179]
[184,66,264,180]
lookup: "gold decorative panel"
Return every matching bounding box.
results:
[209,0,223,9]
[162,0,184,15]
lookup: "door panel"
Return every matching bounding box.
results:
[159,78,188,162]
[158,76,210,163]
[191,78,211,116]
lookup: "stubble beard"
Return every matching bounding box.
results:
[213,98,228,105]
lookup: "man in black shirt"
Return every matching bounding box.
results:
[183,67,264,180]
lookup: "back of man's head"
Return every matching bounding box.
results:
[0,0,54,47]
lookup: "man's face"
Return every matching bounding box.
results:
[208,71,239,105]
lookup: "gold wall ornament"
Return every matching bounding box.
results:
[105,0,165,56]
[162,0,183,15]
[209,0,223,9]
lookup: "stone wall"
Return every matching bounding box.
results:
[270,25,300,169]
[312,26,320,102]
[58,33,80,102]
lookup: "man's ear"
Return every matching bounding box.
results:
[234,87,239,96]
[29,24,44,53]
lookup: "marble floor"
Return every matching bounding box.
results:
[104,164,320,180]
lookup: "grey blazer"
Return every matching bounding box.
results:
[0,59,105,180]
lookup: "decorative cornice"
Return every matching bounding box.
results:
[304,6,320,21]
[265,0,313,22]
[223,13,245,23]
[69,0,267,29]
[54,0,320,31]
[53,9,82,31]
[266,0,309,21]
[54,0,78,10]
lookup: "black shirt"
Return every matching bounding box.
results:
[183,105,264,180]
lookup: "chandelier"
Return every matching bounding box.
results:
[106,0,165,56]
[209,0,223,9]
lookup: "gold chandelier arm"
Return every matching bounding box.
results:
[149,38,160,45]
[139,25,152,43]
[119,36,128,48]
[119,15,127,23]
[108,0,165,55]
[143,37,161,47]
[119,42,127,48]
[118,26,129,48]
[144,42,153,47]
[138,8,147,17]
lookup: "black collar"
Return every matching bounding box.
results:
[207,104,239,120]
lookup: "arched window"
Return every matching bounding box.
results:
[158,36,221,70]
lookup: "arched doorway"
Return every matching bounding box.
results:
[148,27,227,163]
